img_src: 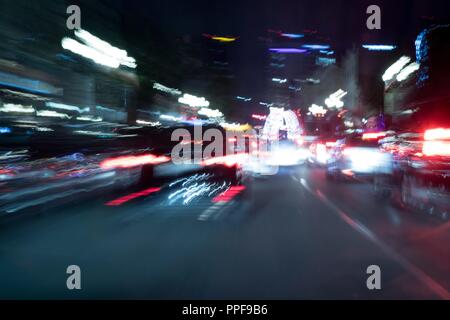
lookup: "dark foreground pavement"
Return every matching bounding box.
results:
[0,166,449,299]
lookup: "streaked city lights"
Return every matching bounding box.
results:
[236,96,252,102]
[220,122,251,131]
[62,37,121,68]
[309,104,327,116]
[382,56,412,82]
[259,102,274,107]
[396,62,420,82]
[362,132,387,140]
[272,78,288,84]
[422,141,450,157]
[204,34,238,42]
[198,108,223,118]
[424,128,450,141]
[0,103,35,113]
[211,36,238,42]
[46,102,90,113]
[74,29,137,68]
[76,115,103,122]
[302,44,331,50]
[280,33,305,39]
[136,120,161,127]
[160,114,184,122]
[362,45,397,51]
[153,82,182,96]
[252,114,267,121]
[36,110,71,119]
[325,89,347,109]
[212,186,246,203]
[269,48,308,54]
[106,187,161,206]
[62,29,137,69]
[100,154,170,170]
[0,127,12,134]
[178,94,210,108]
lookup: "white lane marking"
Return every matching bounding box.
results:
[298,177,450,300]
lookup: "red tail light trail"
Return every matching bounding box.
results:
[100,154,170,170]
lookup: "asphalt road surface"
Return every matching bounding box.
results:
[1,166,449,299]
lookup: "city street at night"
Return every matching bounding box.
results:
[1,0,450,304]
[1,167,449,299]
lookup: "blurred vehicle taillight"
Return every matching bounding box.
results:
[316,143,329,164]
[422,128,450,157]
[422,141,450,157]
[362,132,386,140]
[201,153,248,168]
[424,128,450,141]
[100,154,170,169]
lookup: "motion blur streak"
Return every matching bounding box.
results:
[424,128,450,141]
[212,186,246,203]
[105,187,161,206]
[100,154,170,169]
[422,141,450,156]
[362,132,387,140]
[201,153,248,168]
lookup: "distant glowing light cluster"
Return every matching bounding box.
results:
[325,89,347,109]
[62,29,137,69]
[362,45,397,51]
[198,108,223,118]
[309,104,327,116]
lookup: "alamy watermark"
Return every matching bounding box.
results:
[170,125,274,165]
[366,265,382,290]
[66,265,82,290]
[66,5,81,30]
[366,5,381,30]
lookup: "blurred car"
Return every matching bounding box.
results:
[374,128,450,221]
[326,132,391,181]
[265,139,309,167]
[308,137,340,167]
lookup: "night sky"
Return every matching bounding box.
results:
[118,0,450,109]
